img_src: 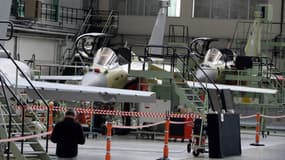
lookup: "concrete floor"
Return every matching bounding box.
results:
[43,130,285,160]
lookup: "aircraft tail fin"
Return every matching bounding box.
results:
[148,0,169,55]
[244,20,262,57]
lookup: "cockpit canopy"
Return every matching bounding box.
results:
[92,47,118,68]
[203,48,235,66]
[204,48,223,65]
[75,33,112,58]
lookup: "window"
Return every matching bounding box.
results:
[168,0,181,17]
[145,0,160,16]
[110,0,181,17]
[127,0,145,16]
[193,0,268,19]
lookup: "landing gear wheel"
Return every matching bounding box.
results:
[193,150,200,157]
[187,143,191,153]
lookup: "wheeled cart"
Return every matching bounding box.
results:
[191,118,207,157]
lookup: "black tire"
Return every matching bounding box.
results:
[187,143,191,153]
[193,150,199,157]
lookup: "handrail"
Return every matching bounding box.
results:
[246,55,283,88]
[61,8,93,66]
[129,44,222,112]
[101,10,114,34]
[0,43,50,152]
[0,70,45,154]
[102,10,117,46]
[0,21,14,41]
[172,46,221,112]
[173,45,221,92]
[0,76,13,159]
[75,8,93,39]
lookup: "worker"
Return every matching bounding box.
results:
[51,109,85,159]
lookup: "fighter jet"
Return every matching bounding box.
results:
[0,48,156,104]
[38,0,170,89]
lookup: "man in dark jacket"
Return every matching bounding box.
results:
[51,109,85,159]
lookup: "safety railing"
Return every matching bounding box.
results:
[128,44,222,112]
[0,70,45,156]
[0,21,13,41]
[224,55,284,104]
[0,21,51,153]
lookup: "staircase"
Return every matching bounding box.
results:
[128,45,216,115]
[173,81,207,113]
[0,94,49,160]
[62,9,119,68]
[173,54,209,114]
[0,42,51,160]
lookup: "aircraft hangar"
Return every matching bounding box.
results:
[0,0,285,160]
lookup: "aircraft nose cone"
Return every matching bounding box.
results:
[81,72,108,87]
[195,67,217,82]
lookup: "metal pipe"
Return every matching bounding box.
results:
[10,26,75,37]
[280,0,284,35]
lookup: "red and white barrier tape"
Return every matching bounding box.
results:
[112,121,165,129]
[261,114,285,119]
[112,120,194,129]
[17,105,285,120]
[170,121,193,125]
[17,105,201,119]
[240,114,285,119]
[0,131,51,143]
[240,114,256,119]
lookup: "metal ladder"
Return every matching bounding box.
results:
[61,9,119,67]
[0,42,52,159]
[0,101,49,159]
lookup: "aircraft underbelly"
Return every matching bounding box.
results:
[106,69,128,88]
[195,68,218,82]
[81,72,107,87]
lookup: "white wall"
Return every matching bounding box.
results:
[5,36,59,63]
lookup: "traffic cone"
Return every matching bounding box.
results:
[250,113,265,146]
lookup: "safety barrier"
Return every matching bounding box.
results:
[13,105,285,158]
[161,118,170,160]
[0,131,51,143]
[5,105,195,160]
[48,102,53,132]
[16,105,202,119]
[250,113,264,146]
[105,122,112,160]
[107,119,193,160]
[241,113,285,146]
